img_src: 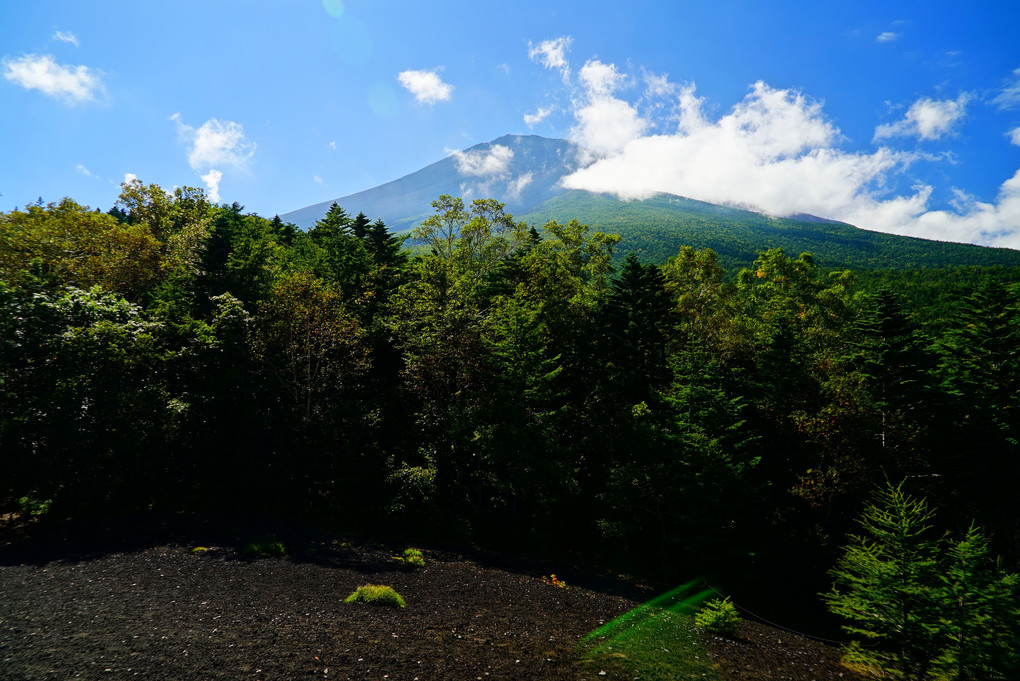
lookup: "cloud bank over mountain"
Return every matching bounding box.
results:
[530,41,1020,248]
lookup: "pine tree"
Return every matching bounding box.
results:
[824,482,1020,680]
[823,482,941,679]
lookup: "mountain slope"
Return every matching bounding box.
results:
[280,134,1020,272]
[280,134,582,232]
[519,190,1020,271]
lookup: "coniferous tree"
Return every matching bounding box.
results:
[824,482,943,679]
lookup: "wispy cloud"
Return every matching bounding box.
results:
[524,106,552,127]
[171,113,255,203]
[52,31,79,47]
[507,172,534,200]
[874,94,969,141]
[876,31,899,43]
[528,36,572,83]
[644,72,676,97]
[75,164,95,178]
[2,54,104,105]
[993,67,1020,110]
[1009,127,1020,146]
[313,174,324,185]
[451,144,534,202]
[397,68,453,105]
[453,144,514,178]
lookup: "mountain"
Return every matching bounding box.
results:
[279,134,583,233]
[280,135,1020,271]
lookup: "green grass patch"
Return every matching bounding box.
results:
[345,584,406,608]
[580,580,722,681]
[393,547,426,568]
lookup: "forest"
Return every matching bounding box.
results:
[2,182,1019,678]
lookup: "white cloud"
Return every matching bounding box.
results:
[558,70,1020,248]
[313,174,324,185]
[876,31,899,42]
[578,59,625,97]
[524,106,552,127]
[506,172,534,200]
[842,170,1020,249]
[75,164,95,178]
[564,81,874,214]
[2,54,104,105]
[171,113,254,205]
[327,141,336,150]
[874,94,969,142]
[53,31,79,47]
[171,113,256,170]
[201,169,223,203]
[1009,127,1020,146]
[644,72,676,98]
[397,68,452,105]
[570,60,647,157]
[453,144,514,178]
[123,173,138,186]
[452,144,523,202]
[528,36,572,82]
[993,68,1020,110]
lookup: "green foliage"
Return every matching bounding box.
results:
[824,483,1020,680]
[521,189,1020,272]
[5,181,1020,650]
[694,597,741,635]
[17,495,53,517]
[344,584,406,608]
[243,538,286,557]
[394,547,426,568]
[823,483,941,678]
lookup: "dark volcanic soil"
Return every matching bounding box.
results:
[0,515,863,681]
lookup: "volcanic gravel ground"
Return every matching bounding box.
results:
[0,515,864,681]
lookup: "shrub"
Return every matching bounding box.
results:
[243,538,286,557]
[694,597,740,635]
[394,547,426,568]
[17,495,53,518]
[345,584,406,608]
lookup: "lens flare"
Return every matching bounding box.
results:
[322,0,344,18]
[368,82,398,118]
[330,16,373,66]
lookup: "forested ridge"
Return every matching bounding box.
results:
[3,182,1020,678]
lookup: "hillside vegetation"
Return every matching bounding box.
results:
[521,190,1020,271]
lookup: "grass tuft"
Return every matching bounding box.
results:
[345,584,406,608]
[393,547,426,568]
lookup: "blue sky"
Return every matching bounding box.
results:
[3,0,1020,247]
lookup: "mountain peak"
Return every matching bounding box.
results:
[280,134,581,231]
